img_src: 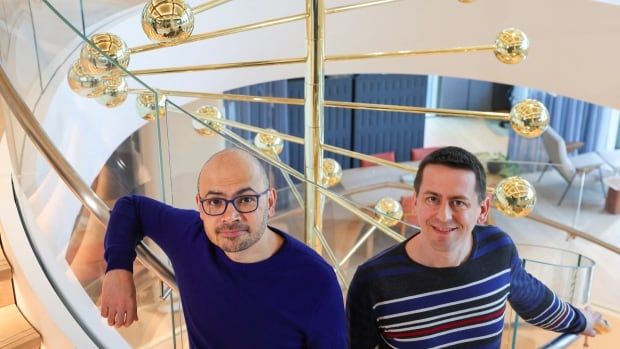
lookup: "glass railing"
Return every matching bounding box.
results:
[504,245,594,349]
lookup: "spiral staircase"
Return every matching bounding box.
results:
[1,0,620,348]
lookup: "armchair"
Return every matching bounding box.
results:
[538,127,606,222]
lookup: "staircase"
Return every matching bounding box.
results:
[0,241,40,349]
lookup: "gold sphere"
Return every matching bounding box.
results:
[136,93,167,121]
[67,61,104,98]
[142,0,195,45]
[494,176,537,217]
[374,197,404,227]
[193,105,224,136]
[321,158,342,188]
[494,28,529,64]
[254,130,284,156]
[458,0,475,2]
[510,99,550,138]
[80,33,130,75]
[96,77,127,108]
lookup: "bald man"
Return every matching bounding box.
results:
[101,148,347,349]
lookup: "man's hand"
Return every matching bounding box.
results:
[581,306,605,337]
[100,269,138,328]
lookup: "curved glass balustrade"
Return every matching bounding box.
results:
[505,245,595,349]
[1,0,618,348]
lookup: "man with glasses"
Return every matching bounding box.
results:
[101,148,347,349]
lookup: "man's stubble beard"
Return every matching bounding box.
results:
[216,210,269,253]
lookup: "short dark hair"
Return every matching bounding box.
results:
[413,146,487,202]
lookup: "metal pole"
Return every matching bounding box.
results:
[304,0,325,249]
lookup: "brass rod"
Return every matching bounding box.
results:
[325,100,509,120]
[317,186,406,243]
[321,143,419,173]
[339,226,377,266]
[313,227,349,291]
[129,45,495,76]
[128,88,508,120]
[128,88,304,106]
[130,13,308,54]
[303,0,325,249]
[130,57,305,76]
[130,0,401,54]
[326,0,402,14]
[190,109,306,145]
[219,125,308,185]
[326,45,495,61]
[193,0,231,14]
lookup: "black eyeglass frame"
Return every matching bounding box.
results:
[199,189,270,216]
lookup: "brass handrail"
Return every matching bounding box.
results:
[526,213,620,255]
[0,67,179,292]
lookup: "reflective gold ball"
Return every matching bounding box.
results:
[96,77,127,108]
[458,0,475,3]
[254,130,284,156]
[374,197,404,227]
[510,99,549,138]
[80,33,130,75]
[136,93,167,121]
[67,61,105,98]
[142,0,195,45]
[193,105,224,136]
[494,176,537,217]
[321,158,342,188]
[494,28,529,64]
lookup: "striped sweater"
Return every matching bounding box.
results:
[346,225,586,349]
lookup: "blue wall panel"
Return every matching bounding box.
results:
[352,74,427,166]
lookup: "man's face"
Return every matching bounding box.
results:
[195,154,276,254]
[413,164,489,252]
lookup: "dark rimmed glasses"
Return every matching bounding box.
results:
[199,189,269,216]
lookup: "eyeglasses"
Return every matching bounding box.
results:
[199,189,269,216]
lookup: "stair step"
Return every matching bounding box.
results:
[0,280,14,307]
[0,304,41,349]
[0,247,11,282]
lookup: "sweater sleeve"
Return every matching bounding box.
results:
[346,267,382,349]
[508,245,586,333]
[306,269,348,349]
[104,195,192,273]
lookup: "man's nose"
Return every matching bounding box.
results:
[221,202,241,222]
[436,201,453,221]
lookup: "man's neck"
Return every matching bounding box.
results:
[406,233,473,268]
[225,227,284,263]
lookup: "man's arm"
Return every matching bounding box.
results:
[101,195,185,327]
[346,269,381,349]
[508,245,601,336]
[307,271,348,349]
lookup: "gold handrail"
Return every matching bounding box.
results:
[0,67,179,292]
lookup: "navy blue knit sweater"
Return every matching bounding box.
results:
[347,225,586,348]
[104,195,347,349]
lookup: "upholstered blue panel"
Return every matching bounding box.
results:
[352,74,427,167]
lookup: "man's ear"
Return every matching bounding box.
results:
[267,188,277,218]
[477,193,491,224]
[195,194,203,215]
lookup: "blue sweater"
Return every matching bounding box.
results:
[104,195,347,349]
[347,225,586,348]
